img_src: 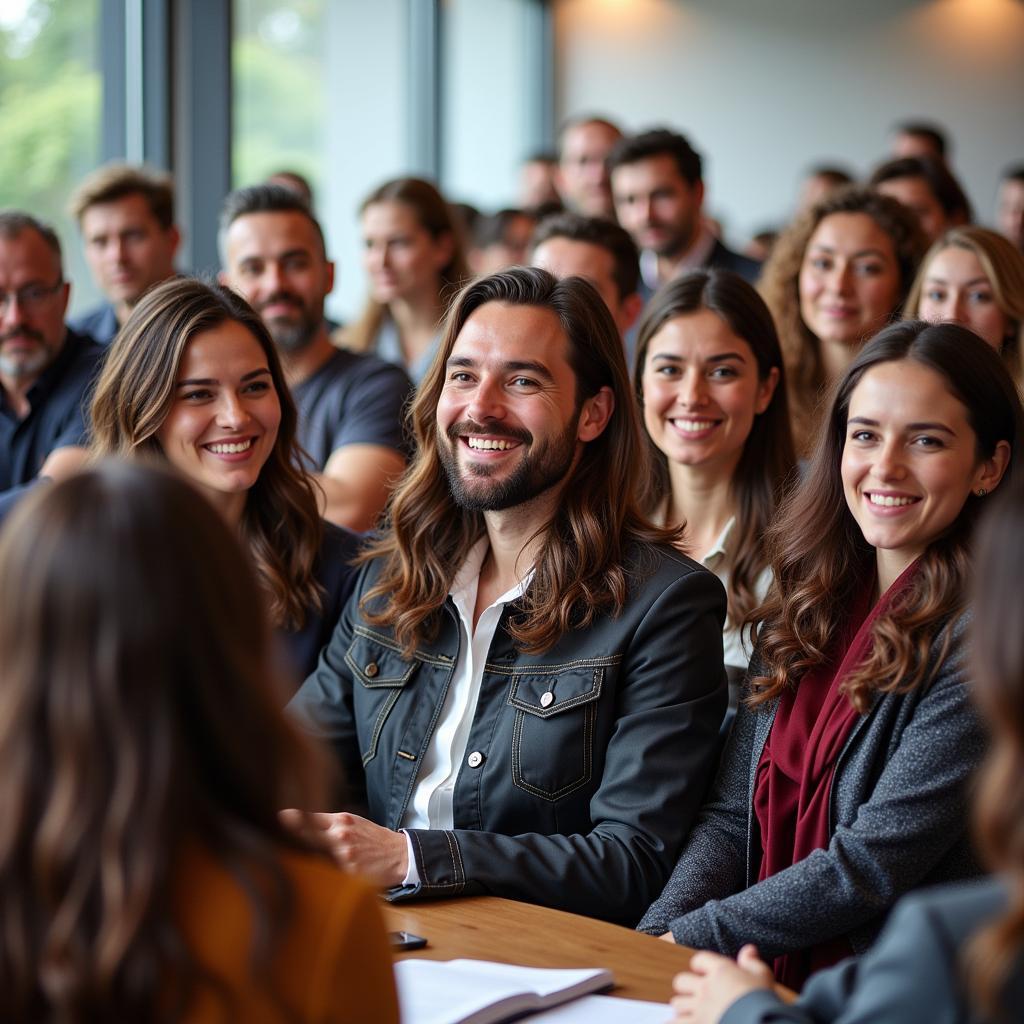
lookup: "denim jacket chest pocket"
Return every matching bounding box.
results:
[345,629,417,767]
[507,666,605,801]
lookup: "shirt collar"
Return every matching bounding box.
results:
[701,515,737,565]
[449,536,535,620]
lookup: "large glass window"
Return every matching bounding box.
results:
[232,0,406,321]
[440,0,539,213]
[0,0,103,315]
[232,0,548,321]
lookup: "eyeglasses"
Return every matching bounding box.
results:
[0,279,64,313]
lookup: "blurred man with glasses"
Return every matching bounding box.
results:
[0,211,103,496]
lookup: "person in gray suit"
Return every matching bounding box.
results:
[640,321,1023,992]
[667,456,1024,1023]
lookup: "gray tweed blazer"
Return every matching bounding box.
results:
[638,613,985,959]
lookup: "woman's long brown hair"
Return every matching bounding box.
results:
[360,266,680,655]
[633,269,797,627]
[90,277,323,630]
[750,320,1023,711]
[759,186,927,453]
[964,473,1024,1017]
[0,462,330,1020]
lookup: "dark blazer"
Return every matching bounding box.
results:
[68,302,119,345]
[707,238,761,284]
[639,614,984,957]
[289,543,727,925]
[721,878,1023,1024]
[277,521,363,688]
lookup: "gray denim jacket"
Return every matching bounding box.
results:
[638,613,984,956]
[289,542,728,925]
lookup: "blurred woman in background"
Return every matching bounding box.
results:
[760,187,925,453]
[905,225,1024,392]
[342,176,470,383]
[0,462,398,1022]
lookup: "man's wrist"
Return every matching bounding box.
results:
[400,829,421,887]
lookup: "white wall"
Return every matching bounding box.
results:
[554,0,1024,249]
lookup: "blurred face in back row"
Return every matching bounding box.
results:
[361,200,454,307]
[531,235,640,337]
[0,228,69,387]
[81,193,179,310]
[612,155,704,260]
[799,212,902,349]
[221,210,334,353]
[557,121,621,220]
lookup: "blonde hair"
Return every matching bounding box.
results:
[905,225,1024,391]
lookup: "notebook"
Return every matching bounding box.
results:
[394,958,614,1024]
[528,994,671,1021]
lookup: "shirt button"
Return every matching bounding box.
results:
[365,662,379,678]
[467,751,484,768]
[540,691,555,708]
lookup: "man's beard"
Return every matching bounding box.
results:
[259,292,319,353]
[650,214,699,261]
[0,328,56,379]
[438,418,578,512]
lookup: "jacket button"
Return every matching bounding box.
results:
[365,662,379,678]
[540,691,555,708]
[467,751,484,768]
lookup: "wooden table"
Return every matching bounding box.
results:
[387,895,691,1004]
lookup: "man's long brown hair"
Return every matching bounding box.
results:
[360,267,678,654]
[0,463,330,1020]
[965,473,1024,1017]
[750,320,1023,712]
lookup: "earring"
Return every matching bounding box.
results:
[976,488,988,497]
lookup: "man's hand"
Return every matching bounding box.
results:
[280,810,409,887]
[669,945,773,1023]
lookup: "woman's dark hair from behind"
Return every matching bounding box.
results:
[633,269,796,625]
[966,473,1024,1017]
[751,320,1024,712]
[0,462,330,1021]
[90,277,323,630]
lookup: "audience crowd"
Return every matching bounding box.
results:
[1,108,1023,1022]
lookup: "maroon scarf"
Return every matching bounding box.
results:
[753,559,920,990]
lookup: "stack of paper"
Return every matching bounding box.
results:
[394,958,615,1024]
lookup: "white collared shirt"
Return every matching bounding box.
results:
[401,538,533,831]
[698,516,771,670]
[652,509,771,670]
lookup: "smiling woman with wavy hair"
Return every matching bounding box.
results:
[642,320,1024,994]
[0,461,397,1022]
[90,277,360,684]
[663,472,1024,1024]
[760,187,926,453]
